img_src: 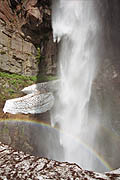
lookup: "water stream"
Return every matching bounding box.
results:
[51,0,106,172]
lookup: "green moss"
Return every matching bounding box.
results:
[0,71,57,83]
[11,79,17,86]
[0,72,33,82]
[8,88,15,95]
[36,47,45,63]
[0,50,6,55]
[37,74,57,82]
[0,95,6,101]
[0,71,57,106]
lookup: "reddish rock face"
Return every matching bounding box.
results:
[0,0,57,76]
[0,0,51,36]
[19,0,52,44]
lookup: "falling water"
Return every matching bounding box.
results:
[51,0,107,172]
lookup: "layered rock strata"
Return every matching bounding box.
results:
[0,0,57,76]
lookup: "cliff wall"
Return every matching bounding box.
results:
[0,0,57,76]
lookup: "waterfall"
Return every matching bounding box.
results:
[51,0,107,172]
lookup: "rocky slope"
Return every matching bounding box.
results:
[0,142,120,179]
[0,0,57,76]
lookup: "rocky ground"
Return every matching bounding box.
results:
[0,142,120,179]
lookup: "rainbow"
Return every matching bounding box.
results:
[0,118,113,171]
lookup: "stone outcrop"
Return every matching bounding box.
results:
[0,0,57,76]
[0,114,51,156]
[0,142,120,179]
[0,21,38,76]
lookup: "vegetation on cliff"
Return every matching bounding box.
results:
[0,71,57,109]
[0,0,57,109]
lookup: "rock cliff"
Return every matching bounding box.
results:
[1,0,120,177]
[0,0,57,76]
